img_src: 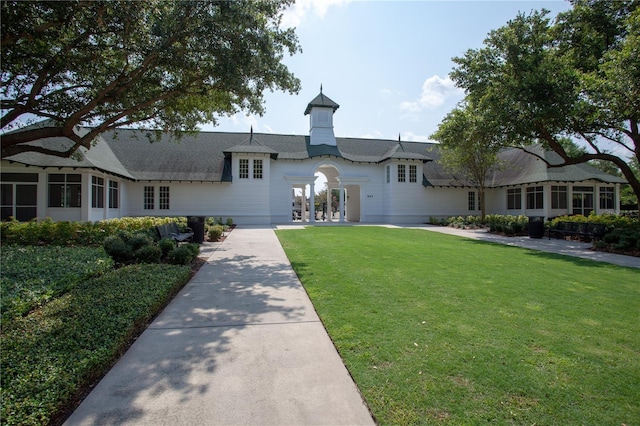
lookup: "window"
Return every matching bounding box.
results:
[468,191,476,211]
[1,173,38,221]
[507,188,522,210]
[572,186,594,216]
[599,187,615,210]
[108,181,119,209]
[144,186,155,210]
[526,186,544,209]
[159,186,170,210]
[91,176,104,208]
[48,174,81,207]
[409,165,417,183]
[386,165,390,184]
[253,159,263,179]
[397,164,406,182]
[239,159,249,179]
[551,185,567,209]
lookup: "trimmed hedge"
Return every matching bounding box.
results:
[1,263,191,426]
[0,217,189,247]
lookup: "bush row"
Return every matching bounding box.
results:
[1,263,192,426]
[432,214,530,236]
[103,230,199,266]
[0,216,186,247]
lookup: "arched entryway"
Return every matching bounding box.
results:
[284,162,365,223]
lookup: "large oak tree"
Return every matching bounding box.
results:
[449,0,640,205]
[1,0,301,158]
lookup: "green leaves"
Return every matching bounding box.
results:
[1,263,191,425]
[0,246,113,322]
[1,0,301,158]
[448,1,640,206]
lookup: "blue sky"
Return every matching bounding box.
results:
[203,0,573,143]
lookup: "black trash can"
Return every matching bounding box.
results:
[187,216,205,243]
[528,216,545,239]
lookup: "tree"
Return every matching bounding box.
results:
[449,1,640,207]
[1,0,301,158]
[430,102,503,219]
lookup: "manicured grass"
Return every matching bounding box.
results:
[276,227,640,425]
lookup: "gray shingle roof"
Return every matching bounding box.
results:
[3,127,625,186]
[4,127,134,180]
[304,91,340,115]
[423,144,626,187]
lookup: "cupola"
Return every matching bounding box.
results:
[304,86,339,146]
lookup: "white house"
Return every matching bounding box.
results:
[1,90,626,224]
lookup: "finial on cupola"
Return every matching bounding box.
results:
[249,125,253,144]
[398,133,401,142]
[320,84,323,94]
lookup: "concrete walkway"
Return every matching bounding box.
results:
[64,227,375,425]
[410,224,640,269]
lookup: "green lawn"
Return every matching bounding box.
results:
[276,227,640,425]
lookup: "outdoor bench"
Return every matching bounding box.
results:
[156,222,194,243]
[548,221,606,241]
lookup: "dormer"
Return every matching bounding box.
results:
[304,87,339,146]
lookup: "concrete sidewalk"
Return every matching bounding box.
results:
[64,227,374,425]
[410,225,640,269]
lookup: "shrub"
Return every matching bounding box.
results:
[208,224,224,241]
[128,233,153,250]
[167,246,196,265]
[134,245,162,264]
[159,238,176,257]
[184,243,200,258]
[103,235,133,264]
[225,217,234,227]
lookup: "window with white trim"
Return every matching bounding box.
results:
[599,187,614,210]
[48,174,81,208]
[92,176,104,208]
[144,186,154,210]
[526,186,544,209]
[108,181,119,209]
[551,185,567,209]
[468,191,476,211]
[507,188,521,210]
[1,173,38,221]
[159,186,170,210]
[409,165,417,183]
[253,159,263,179]
[397,164,406,182]
[239,159,249,179]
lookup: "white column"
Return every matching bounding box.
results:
[326,184,333,222]
[339,183,345,223]
[81,173,90,221]
[37,172,48,220]
[309,182,316,223]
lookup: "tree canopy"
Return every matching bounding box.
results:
[430,102,504,219]
[449,0,640,204]
[1,0,301,158]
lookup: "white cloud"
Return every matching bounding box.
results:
[400,131,430,143]
[400,75,464,112]
[281,0,350,28]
